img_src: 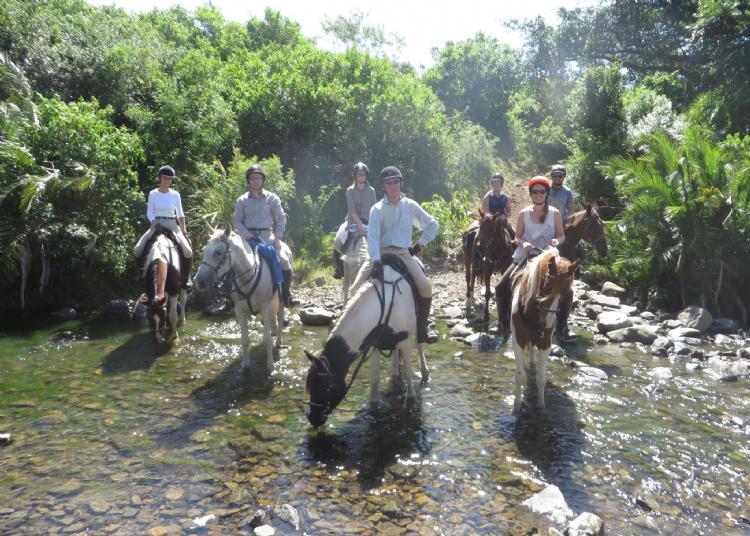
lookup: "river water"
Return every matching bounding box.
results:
[1,306,749,535]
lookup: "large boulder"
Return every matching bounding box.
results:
[667,327,702,340]
[677,306,713,332]
[606,326,658,344]
[601,281,626,297]
[586,292,621,308]
[596,311,632,334]
[299,307,336,326]
[708,318,742,334]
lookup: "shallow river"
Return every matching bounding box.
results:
[1,308,749,535]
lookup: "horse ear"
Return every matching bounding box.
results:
[569,259,579,275]
[304,349,317,362]
[548,256,558,277]
[223,225,231,238]
[585,203,592,215]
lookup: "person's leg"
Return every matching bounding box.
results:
[172,228,193,291]
[333,222,347,279]
[400,253,438,344]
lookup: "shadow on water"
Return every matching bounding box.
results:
[498,380,592,512]
[100,332,172,374]
[304,384,430,488]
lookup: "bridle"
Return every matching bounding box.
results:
[476,215,509,266]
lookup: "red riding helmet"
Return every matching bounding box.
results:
[528,176,551,192]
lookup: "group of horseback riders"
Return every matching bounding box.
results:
[133,160,577,341]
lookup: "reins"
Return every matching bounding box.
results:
[200,235,264,315]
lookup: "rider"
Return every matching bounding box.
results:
[233,164,296,307]
[133,165,193,302]
[350,166,440,344]
[512,176,565,264]
[332,162,376,279]
[480,172,515,238]
[548,164,575,221]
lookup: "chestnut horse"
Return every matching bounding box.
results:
[510,249,577,411]
[462,211,514,321]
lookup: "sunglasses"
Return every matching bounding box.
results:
[530,189,547,195]
[551,174,564,178]
[382,178,401,185]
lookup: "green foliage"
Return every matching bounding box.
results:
[421,191,474,259]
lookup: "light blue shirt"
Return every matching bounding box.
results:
[549,185,575,221]
[367,195,439,262]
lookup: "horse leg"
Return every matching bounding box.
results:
[535,347,550,410]
[464,247,474,310]
[261,301,275,372]
[368,349,381,405]
[166,295,178,343]
[555,288,573,340]
[482,264,492,324]
[178,289,186,326]
[399,340,416,399]
[511,335,527,413]
[235,305,251,371]
[155,260,167,302]
[416,342,429,384]
[274,296,284,348]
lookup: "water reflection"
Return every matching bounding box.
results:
[100,332,169,373]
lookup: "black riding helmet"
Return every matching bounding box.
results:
[490,173,504,183]
[379,166,403,182]
[352,162,369,176]
[550,164,566,176]
[157,165,176,181]
[246,164,266,184]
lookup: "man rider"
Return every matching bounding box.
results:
[350,166,440,344]
[548,164,575,221]
[233,164,295,307]
[332,162,376,279]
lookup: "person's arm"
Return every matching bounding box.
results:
[146,190,156,224]
[551,210,565,247]
[505,195,512,218]
[515,211,525,242]
[234,196,250,239]
[481,193,490,215]
[412,201,439,247]
[366,205,382,262]
[566,190,574,219]
[175,192,187,234]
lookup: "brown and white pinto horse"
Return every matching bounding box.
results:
[305,263,429,427]
[510,249,577,412]
[143,230,186,344]
[462,211,514,320]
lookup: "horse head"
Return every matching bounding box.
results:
[194,226,233,290]
[541,254,578,301]
[305,349,348,427]
[581,204,608,257]
[475,212,510,258]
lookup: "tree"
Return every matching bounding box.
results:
[322,11,405,58]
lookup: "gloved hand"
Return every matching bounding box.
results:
[408,243,422,256]
[370,261,383,282]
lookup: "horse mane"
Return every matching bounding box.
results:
[513,248,559,311]
[330,279,373,334]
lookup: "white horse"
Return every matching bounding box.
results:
[194,227,288,372]
[341,226,369,304]
[143,231,186,344]
[509,249,577,412]
[305,262,429,427]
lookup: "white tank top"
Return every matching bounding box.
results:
[521,205,559,250]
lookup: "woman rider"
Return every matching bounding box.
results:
[332,162,376,279]
[133,165,193,302]
[480,172,515,238]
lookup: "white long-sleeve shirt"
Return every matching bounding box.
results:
[367,195,439,262]
[146,188,185,222]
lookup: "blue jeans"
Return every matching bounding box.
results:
[247,238,284,286]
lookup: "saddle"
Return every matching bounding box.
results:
[380,253,420,318]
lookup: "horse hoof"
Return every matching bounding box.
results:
[420,374,430,385]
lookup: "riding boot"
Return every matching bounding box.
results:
[333,250,344,279]
[180,256,193,291]
[281,270,297,308]
[417,296,439,344]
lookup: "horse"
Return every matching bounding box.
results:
[194,227,286,373]
[556,205,608,338]
[304,261,429,427]
[143,229,186,344]
[510,249,577,412]
[462,211,514,320]
[341,224,369,304]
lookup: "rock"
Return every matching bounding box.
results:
[648,367,673,380]
[550,344,565,356]
[442,305,463,318]
[601,281,626,297]
[639,311,657,321]
[667,327,701,340]
[587,292,621,308]
[272,504,300,531]
[254,525,275,536]
[728,359,750,378]
[0,433,11,446]
[51,307,77,319]
[738,347,750,360]
[192,514,216,527]
[662,319,682,329]
[449,323,473,338]
[606,326,658,344]
[465,332,500,351]
[677,306,713,332]
[105,299,130,318]
[573,280,590,291]
[522,484,574,526]
[299,307,336,326]
[714,334,734,346]
[576,366,608,382]
[709,318,742,334]
[594,335,608,345]
[567,512,604,536]
[620,304,639,316]
[596,311,632,334]
[584,304,603,320]
[650,337,673,357]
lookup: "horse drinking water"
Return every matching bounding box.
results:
[509,249,577,412]
[305,259,429,427]
[194,228,288,372]
[143,228,186,344]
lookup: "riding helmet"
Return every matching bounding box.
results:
[550,164,566,176]
[490,173,504,182]
[157,165,175,178]
[528,176,551,192]
[379,166,403,182]
[352,162,369,176]
[245,164,266,182]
